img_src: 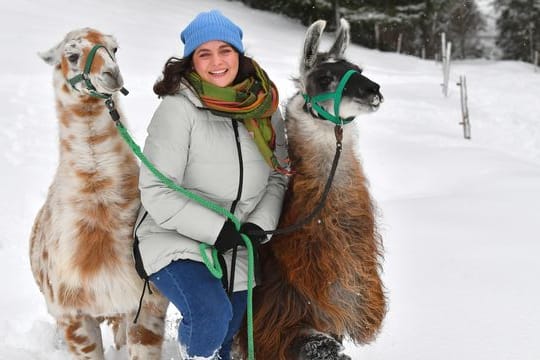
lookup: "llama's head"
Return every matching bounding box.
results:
[39,28,125,99]
[299,19,383,124]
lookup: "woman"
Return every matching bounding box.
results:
[133,9,289,360]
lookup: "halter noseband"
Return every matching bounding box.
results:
[67,44,128,99]
[302,69,358,125]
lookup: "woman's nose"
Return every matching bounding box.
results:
[210,53,223,66]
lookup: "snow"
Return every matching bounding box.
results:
[1,0,539,359]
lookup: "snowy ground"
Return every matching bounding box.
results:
[1,0,539,359]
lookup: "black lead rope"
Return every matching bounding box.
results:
[133,279,153,324]
[251,125,344,237]
[132,212,151,324]
[105,98,123,124]
[253,72,357,237]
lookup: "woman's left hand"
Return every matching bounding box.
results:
[240,222,266,246]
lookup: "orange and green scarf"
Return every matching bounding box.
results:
[187,60,290,175]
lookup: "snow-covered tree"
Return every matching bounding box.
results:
[447,0,486,59]
[239,0,491,59]
[495,0,540,62]
[418,0,455,58]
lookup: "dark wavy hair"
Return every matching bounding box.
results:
[153,53,256,97]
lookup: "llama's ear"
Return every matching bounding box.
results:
[302,20,326,73]
[328,18,350,58]
[38,41,64,66]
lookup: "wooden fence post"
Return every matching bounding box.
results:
[441,33,452,97]
[457,75,471,139]
[535,50,539,72]
[441,32,446,60]
[397,33,403,53]
[529,23,535,64]
[374,23,380,50]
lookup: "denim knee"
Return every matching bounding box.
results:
[150,260,234,358]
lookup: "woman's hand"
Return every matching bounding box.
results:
[214,220,244,253]
[240,222,266,246]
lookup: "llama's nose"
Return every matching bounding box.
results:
[356,75,380,95]
[363,79,383,105]
[101,68,124,90]
[370,93,382,106]
[103,66,120,79]
[365,80,380,96]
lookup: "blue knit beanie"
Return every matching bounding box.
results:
[181,10,244,57]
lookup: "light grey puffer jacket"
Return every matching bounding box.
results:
[134,84,288,291]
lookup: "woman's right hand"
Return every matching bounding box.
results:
[214,220,244,253]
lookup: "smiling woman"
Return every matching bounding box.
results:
[132,9,289,360]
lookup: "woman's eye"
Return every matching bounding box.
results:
[67,53,79,63]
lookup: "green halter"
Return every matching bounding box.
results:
[67,44,128,99]
[302,69,358,125]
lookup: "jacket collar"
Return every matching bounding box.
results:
[178,82,204,108]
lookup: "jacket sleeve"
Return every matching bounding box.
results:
[139,95,225,245]
[245,109,289,242]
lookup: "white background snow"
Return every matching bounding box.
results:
[1,0,539,359]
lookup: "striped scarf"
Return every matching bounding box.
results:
[186,60,290,175]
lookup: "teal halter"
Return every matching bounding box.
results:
[302,69,358,125]
[67,44,128,99]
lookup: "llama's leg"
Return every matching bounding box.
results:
[126,293,168,359]
[58,314,104,360]
[29,206,45,287]
[294,331,351,360]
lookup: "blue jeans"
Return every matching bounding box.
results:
[150,259,247,359]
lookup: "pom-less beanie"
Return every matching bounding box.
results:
[180,10,244,57]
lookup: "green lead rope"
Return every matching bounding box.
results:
[115,122,256,360]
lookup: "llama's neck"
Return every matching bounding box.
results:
[285,94,361,182]
[54,89,134,179]
[53,67,123,158]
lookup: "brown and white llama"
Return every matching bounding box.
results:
[29,28,168,359]
[238,19,386,360]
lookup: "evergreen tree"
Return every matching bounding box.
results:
[495,0,540,62]
[447,0,486,59]
[238,0,492,59]
[418,0,455,58]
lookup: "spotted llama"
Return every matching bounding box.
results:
[29,28,168,359]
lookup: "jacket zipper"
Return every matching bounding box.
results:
[230,119,244,213]
[226,119,245,296]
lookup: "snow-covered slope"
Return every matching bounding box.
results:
[1,0,539,359]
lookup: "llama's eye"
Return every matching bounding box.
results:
[67,53,79,63]
[319,76,333,87]
[112,47,118,54]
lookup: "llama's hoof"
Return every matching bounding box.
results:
[297,333,351,360]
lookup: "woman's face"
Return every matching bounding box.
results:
[192,40,239,87]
